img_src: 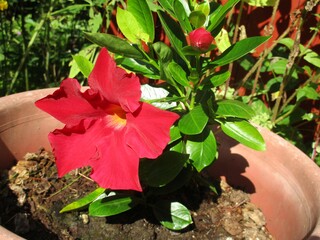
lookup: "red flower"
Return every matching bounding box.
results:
[35,48,179,191]
[188,28,213,52]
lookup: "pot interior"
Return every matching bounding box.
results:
[1,89,319,240]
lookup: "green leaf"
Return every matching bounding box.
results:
[189,11,207,28]
[220,120,266,151]
[209,36,270,67]
[169,126,182,144]
[68,44,96,78]
[167,62,190,87]
[216,100,255,119]
[153,41,176,84]
[128,0,155,42]
[116,8,146,43]
[116,57,159,79]
[207,0,240,33]
[173,0,193,33]
[89,192,139,217]
[139,151,189,187]
[72,55,94,78]
[153,200,193,230]
[205,70,230,87]
[157,10,188,63]
[60,188,105,213]
[304,49,320,68]
[51,4,89,15]
[153,41,173,63]
[297,85,320,101]
[84,32,144,59]
[251,99,271,115]
[170,139,184,152]
[157,0,175,16]
[215,28,231,53]
[277,37,294,49]
[194,0,210,16]
[278,38,320,68]
[178,105,209,135]
[243,0,276,6]
[268,58,287,74]
[186,128,217,172]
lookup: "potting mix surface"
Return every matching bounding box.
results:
[0,149,273,240]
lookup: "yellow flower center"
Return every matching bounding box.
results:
[105,104,127,129]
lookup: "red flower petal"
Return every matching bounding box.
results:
[126,103,180,159]
[36,47,179,192]
[35,78,104,126]
[91,127,141,191]
[50,118,142,191]
[88,48,141,113]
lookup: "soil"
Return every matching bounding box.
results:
[0,148,274,240]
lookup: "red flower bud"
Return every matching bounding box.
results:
[188,28,213,52]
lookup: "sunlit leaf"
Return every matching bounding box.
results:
[60,188,105,213]
[216,100,255,119]
[72,55,94,78]
[194,0,210,16]
[189,11,206,28]
[173,0,192,33]
[157,0,175,16]
[153,200,193,230]
[208,36,270,68]
[116,8,146,43]
[297,85,320,101]
[279,38,320,68]
[89,192,139,217]
[204,70,230,87]
[169,126,182,144]
[220,120,266,151]
[304,49,320,68]
[215,28,231,53]
[178,105,209,135]
[207,0,240,33]
[186,128,217,171]
[243,0,276,6]
[128,0,155,42]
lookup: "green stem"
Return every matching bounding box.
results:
[274,72,320,124]
[195,173,218,195]
[189,91,196,109]
[235,25,291,93]
[47,168,91,199]
[225,0,244,98]
[271,10,304,124]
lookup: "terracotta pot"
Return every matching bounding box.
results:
[1,89,320,239]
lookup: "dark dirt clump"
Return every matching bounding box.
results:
[0,149,274,240]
